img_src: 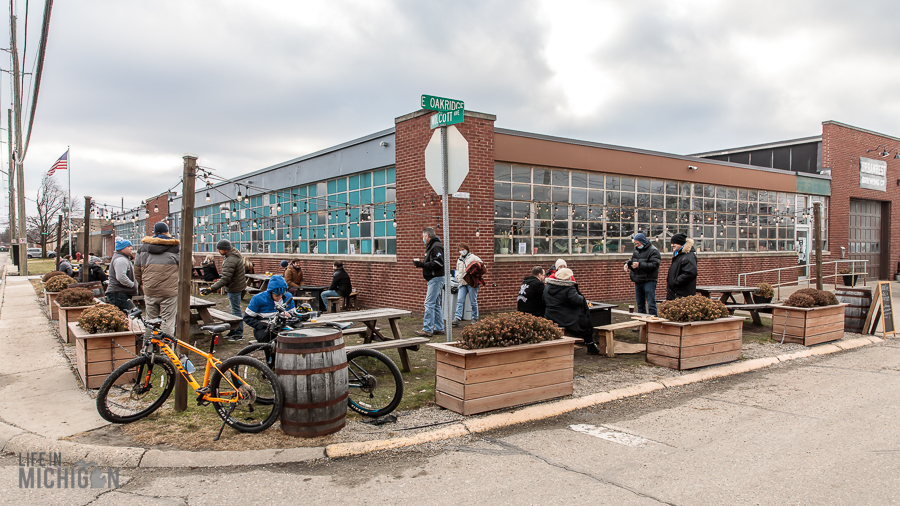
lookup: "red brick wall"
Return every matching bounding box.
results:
[822,121,900,279]
[145,193,171,237]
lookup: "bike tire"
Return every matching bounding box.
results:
[209,355,283,433]
[235,341,277,405]
[96,355,176,424]
[346,348,404,417]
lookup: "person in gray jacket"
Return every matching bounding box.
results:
[105,238,137,314]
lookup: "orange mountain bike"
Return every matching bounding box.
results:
[95,307,283,436]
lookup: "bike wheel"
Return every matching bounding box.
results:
[96,355,176,424]
[346,349,404,417]
[236,342,277,405]
[209,356,283,433]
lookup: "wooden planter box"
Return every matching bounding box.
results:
[646,316,744,371]
[427,337,579,416]
[771,303,848,346]
[44,291,61,321]
[55,301,99,344]
[69,321,140,389]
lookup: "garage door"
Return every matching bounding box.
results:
[849,200,882,279]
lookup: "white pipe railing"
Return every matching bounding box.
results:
[737,260,869,300]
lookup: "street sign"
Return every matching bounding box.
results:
[18,238,26,244]
[424,125,469,194]
[430,110,463,129]
[421,94,464,112]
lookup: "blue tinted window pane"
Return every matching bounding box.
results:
[277,242,284,253]
[360,189,372,204]
[387,219,396,236]
[327,180,336,194]
[308,185,316,197]
[328,241,338,254]
[374,187,386,203]
[361,173,370,187]
[349,191,359,206]
[375,221,386,237]
[386,167,395,184]
[299,242,307,253]
[350,224,359,238]
[374,169,386,186]
[338,241,348,254]
[296,186,307,197]
[337,178,347,192]
[349,175,359,190]
[361,239,372,254]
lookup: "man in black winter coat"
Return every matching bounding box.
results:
[320,261,352,310]
[517,266,546,318]
[413,227,446,337]
[666,234,698,300]
[624,233,660,315]
[543,268,600,355]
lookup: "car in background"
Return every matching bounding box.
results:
[26,247,43,258]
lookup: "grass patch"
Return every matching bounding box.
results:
[25,259,59,276]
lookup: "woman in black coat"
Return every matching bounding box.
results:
[543,268,599,354]
[666,235,698,300]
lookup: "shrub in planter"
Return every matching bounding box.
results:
[838,268,851,275]
[658,295,730,323]
[458,312,562,350]
[42,270,65,282]
[45,274,76,292]
[754,283,774,299]
[784,288,838,308]
[56,287,96,308]
[78,304,128,334]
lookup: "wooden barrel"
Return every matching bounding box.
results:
[835,287,872,334]
[275,327,348,437]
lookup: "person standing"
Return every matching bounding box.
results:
[452,242,483,325]
[106,238,137,314]
[284,258,304,296]
[624,233,661,316]
[517,266,546,318]
[543,268,598,354]
[666,234,698,300]
[200,240,247,341]
[135,222,180,337]
[320,261,351,311]
[413,227,445,337]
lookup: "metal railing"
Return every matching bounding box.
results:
[737,260,869,300]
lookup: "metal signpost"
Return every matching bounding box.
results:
[421,95,468,342]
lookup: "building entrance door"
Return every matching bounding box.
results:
[849,200,882,279]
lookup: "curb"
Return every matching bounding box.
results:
[0,334,886,467]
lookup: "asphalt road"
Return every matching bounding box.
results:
[3,340,899,505]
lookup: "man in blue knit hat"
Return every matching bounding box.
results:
[624,233,661,316]
[106,237,137,314]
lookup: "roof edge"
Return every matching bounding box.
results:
[395,109,496,124]
[822,120,900,143]
[689,135,822,157]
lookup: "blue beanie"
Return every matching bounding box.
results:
[115,237,132,251]
[633,233,650,246]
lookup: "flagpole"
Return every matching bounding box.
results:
[67,146,72,257]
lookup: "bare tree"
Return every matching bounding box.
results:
[26,174,67,256]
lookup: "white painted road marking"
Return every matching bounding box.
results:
[569,424,654,447]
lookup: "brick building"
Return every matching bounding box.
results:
[117,108,899,314]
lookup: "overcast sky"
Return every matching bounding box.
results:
[3,0,899,220]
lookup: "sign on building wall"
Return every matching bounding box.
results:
[859,157,887,192]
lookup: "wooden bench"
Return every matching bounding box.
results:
[205,307,243,333]
[723,303,773,325]
[344,292,358,311]
[345,337,430,371]
[325,292,359,313]
[343,326,380,339]
[594,321,647,358]
[326,296,343,313]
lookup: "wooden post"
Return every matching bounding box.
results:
[174,154,197,412]
[83,197,91,279]
[6,110,14,256]
[55,215,62,270]
[814,202,823,291]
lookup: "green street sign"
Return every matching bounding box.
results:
[430,109,464,129]
[421,94,464,113]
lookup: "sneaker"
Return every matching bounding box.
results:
[585,342,601,355]
[452,320,461,326]
[227,335,243,342]
[415,329,433,337]
[433,329,445,335]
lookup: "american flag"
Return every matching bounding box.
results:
[47,150,68,176]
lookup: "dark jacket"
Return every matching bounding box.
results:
[627,244,661,283]
[543,278,593,342]
[284,265,303,288]
[81,263,108,283]
[328,268,352,297]
[414,236,444,281]
[666,239,698,300]
[202,263,218,282]
[134,235,180,298]
[210,250,247,293]
[58,260,75,278]
[517,275,546,318]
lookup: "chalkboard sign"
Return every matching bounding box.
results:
[881,282,894,336]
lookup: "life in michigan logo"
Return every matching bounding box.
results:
[18,452,120,489]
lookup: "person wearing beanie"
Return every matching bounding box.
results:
[201,239,247,341]
[666,234,697,300]
[624,233,661,316]
[547,258,575,281]
[106,237,137,314]
[543,267,598,354]
[135,222,180,336]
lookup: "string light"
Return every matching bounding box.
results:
[205,191,210,203]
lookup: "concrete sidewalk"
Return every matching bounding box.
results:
[0,263,107,439]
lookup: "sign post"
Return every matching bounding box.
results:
[422,95,467,342]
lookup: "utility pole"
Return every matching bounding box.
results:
[174,154,197,412]
[55,214,61,269]
[82,197,91,277]
[6,109,14,253]
[9,11,26,275]
[814,202,823,291]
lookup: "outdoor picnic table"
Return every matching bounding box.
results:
[245,273,272,290]
[299,285,329,311]
[189,295,217,325]
[317,308,415,368]
[696,285,763,325]
[192,266,204,278]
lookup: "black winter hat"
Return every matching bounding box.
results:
[671,233,687,246]
[216,239,233,251]
[153,221,169,235]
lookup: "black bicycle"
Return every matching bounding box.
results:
[238,305,404,418]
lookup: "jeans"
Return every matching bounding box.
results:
[144,295,178,337]
[634,281,658,316]
[455,284,479,321]
[423,276,445,332]
[106,292,132,315]
[227,291,244,337]
[321,290,341,312]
